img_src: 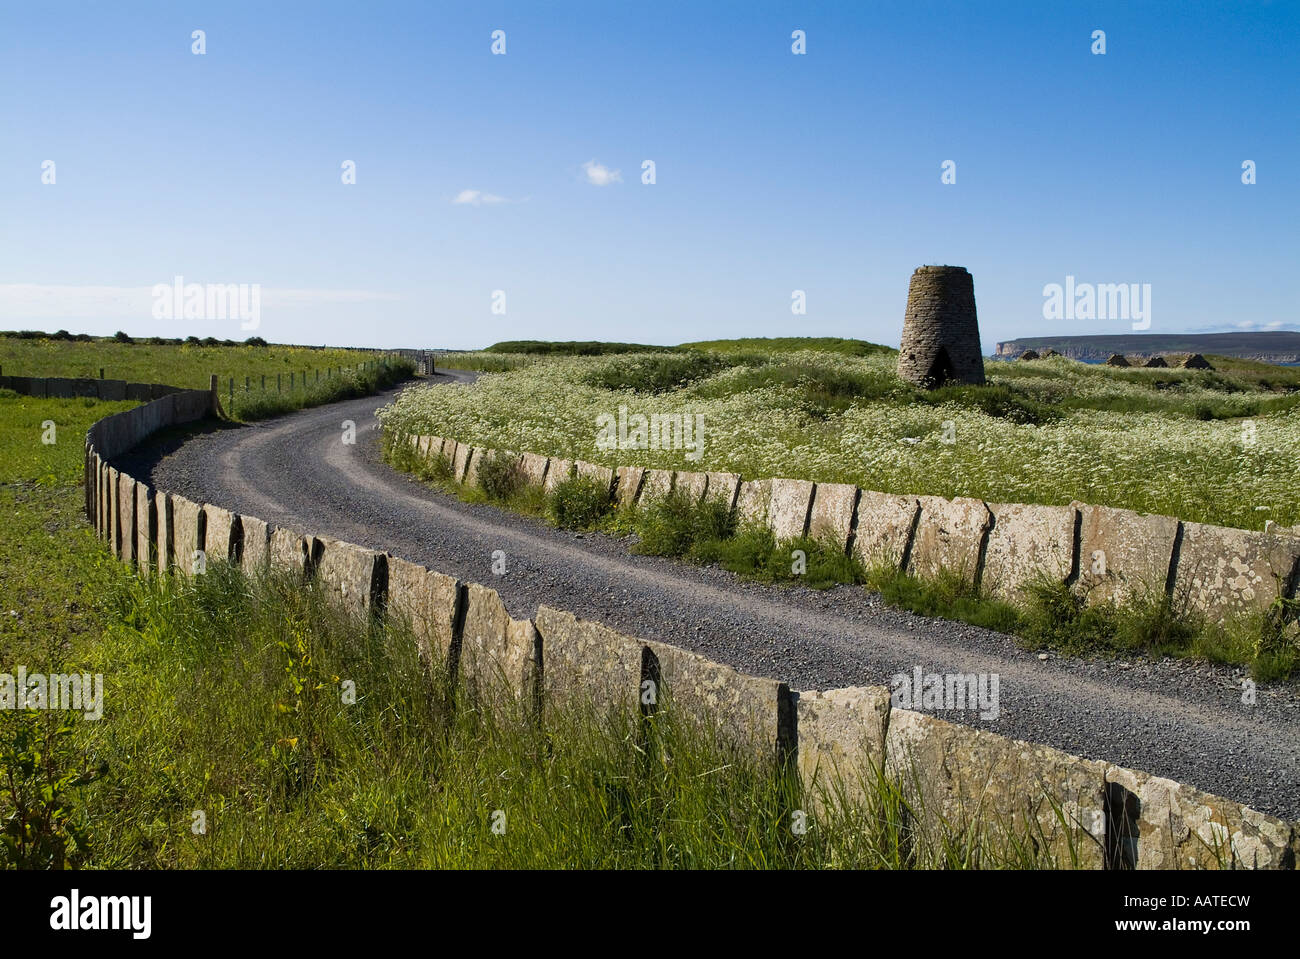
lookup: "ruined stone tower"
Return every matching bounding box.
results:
[897,265,986,388]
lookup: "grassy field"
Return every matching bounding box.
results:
[379,340,1300,531]
[0,335,416,423]
[0,335,393,392]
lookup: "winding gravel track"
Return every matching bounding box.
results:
[120,372,1300,819]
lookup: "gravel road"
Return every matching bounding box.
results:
[119,372,1300,819]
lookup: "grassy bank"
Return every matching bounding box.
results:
[379,341,1300,530]
[226,358,416,421]
[384,432,1299,681]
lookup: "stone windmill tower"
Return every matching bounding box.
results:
[897,265,986,388]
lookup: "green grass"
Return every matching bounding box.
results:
[865,566,1298,681]
[0,337,416,426]
[679,337,894,358]
[485,340,668,355]
[0,391,136,486]
[0,334,398,393]
[226,358,415,421]
[10,557,1088,869]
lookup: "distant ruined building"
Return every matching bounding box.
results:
[897,265,986,388]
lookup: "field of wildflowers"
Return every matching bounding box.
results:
[378,346,1300,531]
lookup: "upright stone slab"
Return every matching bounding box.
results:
[96,460,109,539]
[269,526,310,579]
[642,637,793,764]
[640,469,675,503]
[459,584,541,708]
[673,470,709,504]
[1173,523,1300,622]
[240,515,271,574]
[134,483,155,574]
[735,479,772,527]
[543,458,574,493]
[171,496,205,576]
[907,496,992,583]
[519,452,550,489]
[1074,502,1179,607]
[117,473,137,565]
[982,503,1078,602]
[1105,765,1297,870]
[439,438,458,468]
[83,445,93,521]
[535,605,643,718]
[47,374,99,397]
[615,466,645,507]
[203,505,239,564]
[704,472,741,512]
[808,483,858,553]
[96,379,127,402]
[852,492,920,569]
[464,447,492,488]
[171,389,214,425]
[8,376,45,397]
[386,556,461,667]
[452,443,473,483]
[796,685,892,809]
[886,709,1107,868]
[767,479,814,541]
[313,538,386,617]
[155,492,173,576]
[106,467,121,557]
[575,460,616,497]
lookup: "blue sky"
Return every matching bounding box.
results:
[2,1,1296,350]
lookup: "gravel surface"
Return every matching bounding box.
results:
[118,372,1300,820]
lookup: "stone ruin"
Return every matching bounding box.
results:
[1143,355,1168,368]
[1106,354,1130,367]
[1183,353,1214,370]
[1018,349,1040,361]
[897,266,986,388]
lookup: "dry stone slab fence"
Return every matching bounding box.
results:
[398,428,1300,627]
[81,389,1300,869]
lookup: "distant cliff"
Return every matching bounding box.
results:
[994,332,1300,364]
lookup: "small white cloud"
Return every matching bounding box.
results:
[582,160,622,186]
[452,189,508,206]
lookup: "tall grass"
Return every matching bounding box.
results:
[22,561,1081,868]
[866,566,1298,681]
[228,358,415,421]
